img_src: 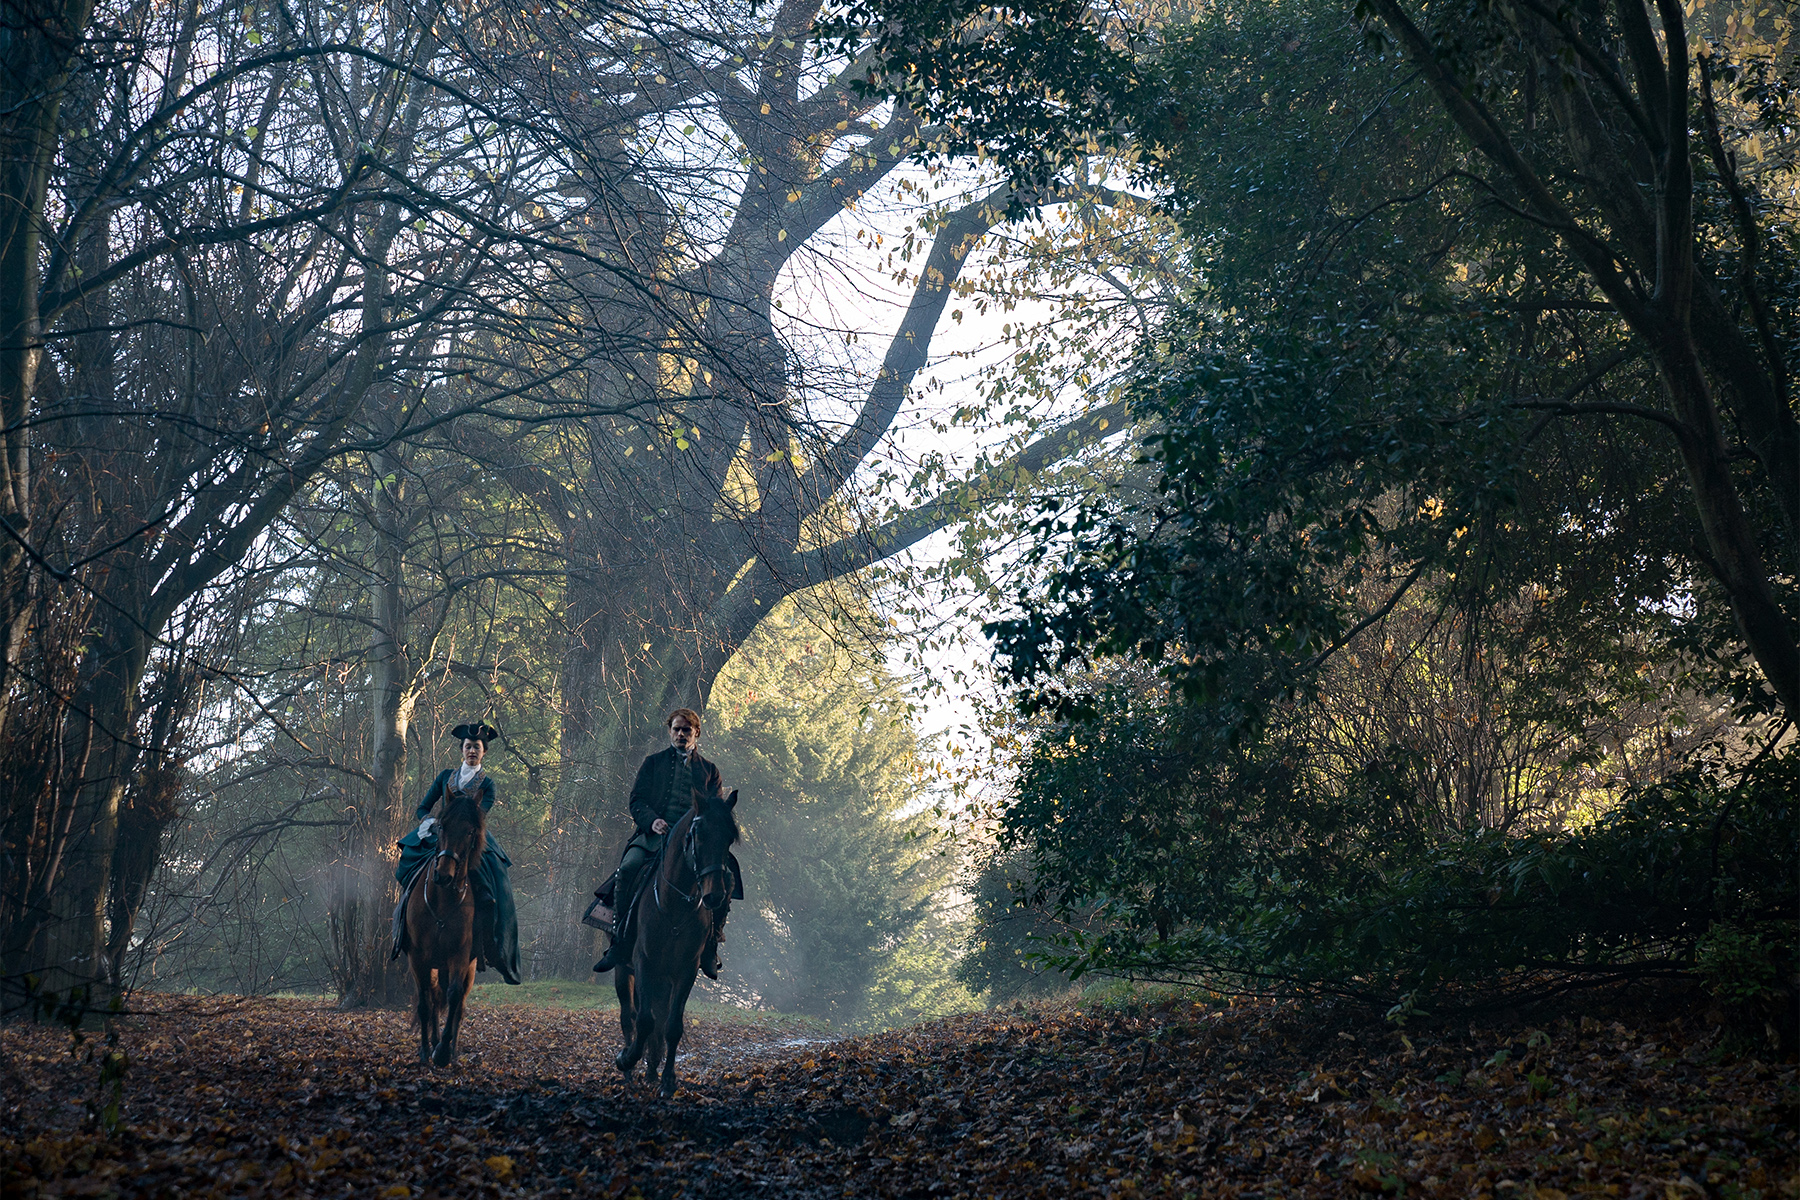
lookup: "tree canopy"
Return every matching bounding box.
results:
[0,0,1161,998]
[835,0,1798,1012]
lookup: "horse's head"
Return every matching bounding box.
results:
[433,793,486,888]
[683,788,739,911]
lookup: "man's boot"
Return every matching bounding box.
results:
[592,904,624,973]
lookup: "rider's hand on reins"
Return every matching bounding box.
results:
[651,818,669,834]
[418,816,438,839]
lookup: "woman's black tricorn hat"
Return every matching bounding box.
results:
[451,722,500,744]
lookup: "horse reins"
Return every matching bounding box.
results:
[422,843,470,931]
[654,811,732,911]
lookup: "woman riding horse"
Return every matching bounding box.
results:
[392,722,522,985]
[405,783,483,1065]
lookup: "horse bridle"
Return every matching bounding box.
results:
[655,813,732,911]
[422,840,470,930]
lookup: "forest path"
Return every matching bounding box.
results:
[4,989,1794,1198]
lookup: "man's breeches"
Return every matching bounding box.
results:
[614,844,654,916]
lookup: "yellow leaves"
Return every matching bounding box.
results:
[380,1187,411,1198]
[484,1155,515,1181]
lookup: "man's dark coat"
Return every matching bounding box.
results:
[627,746,724,856]
[612,746,743,904]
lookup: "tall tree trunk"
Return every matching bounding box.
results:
[531,584,628,980]
[105,762,183,986]
[0,0,98,716]
[32,626,149,991]
[332,443,416,1007]
[529,553,721,979]
[530,552,754,979]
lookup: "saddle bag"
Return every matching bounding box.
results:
[581,897,613,930]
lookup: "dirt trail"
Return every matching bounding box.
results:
[4,991,1795,1199]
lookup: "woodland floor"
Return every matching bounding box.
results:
[2,979,1795,1200]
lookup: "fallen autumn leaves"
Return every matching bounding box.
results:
[3,987,1795,1198]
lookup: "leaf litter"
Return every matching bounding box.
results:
[3,987,1795,1198]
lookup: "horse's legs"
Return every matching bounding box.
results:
[658,974,698,1099]
[619,964,667,1082]
[637,972,676,1095]
[614,963,650,1076]
[412,958,437,1065]
[617,1002,654,1078]
[434,955,474,1068]
[614,967,635,1059]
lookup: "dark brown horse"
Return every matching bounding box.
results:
[405,790,483,1067]
[614,788,739,1097]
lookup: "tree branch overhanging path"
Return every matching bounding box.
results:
[0,0,1156,991]
[829,0,1798,729]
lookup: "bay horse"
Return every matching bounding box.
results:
[405,790,483,1067]
[614,787,739,1098]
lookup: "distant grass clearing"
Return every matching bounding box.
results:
[467,979,832,1035]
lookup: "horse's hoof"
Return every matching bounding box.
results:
[659,1082,677,1099]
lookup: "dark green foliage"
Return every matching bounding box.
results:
[993,687,1797,1011]
[817,0,1146,201]
[839,0,1800,1009]
[982,0,1748,730]
[954,850,1080,1000]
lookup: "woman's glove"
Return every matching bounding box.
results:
[417,816,438,840]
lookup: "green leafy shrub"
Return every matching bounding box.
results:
[1694,918,1798,1050]
[1696,921,1786,1005]
[985,687,1797,1016]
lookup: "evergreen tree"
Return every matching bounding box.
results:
[707,600,972,1026]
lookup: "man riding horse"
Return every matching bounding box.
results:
[592,708,740,979]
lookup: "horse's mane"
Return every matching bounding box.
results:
[439,790,485,836]
[692,790,739,843]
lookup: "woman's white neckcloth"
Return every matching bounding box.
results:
[457,763,480,788]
